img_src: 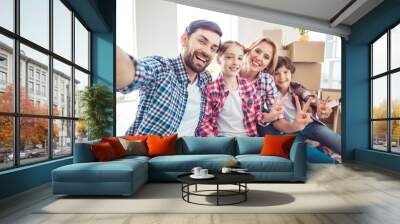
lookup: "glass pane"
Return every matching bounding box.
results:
[0,34,14,112]
[20,0,49,49]
[0,116,14,170]
[53,59,72,117]
[53,119,72,158]
[391,24,400,70]
[53,0,72,60]
[372,33,387,76]
[20,117,49,165]
[372,121,388,151]
[372,77,387,119]
[392,120,400,153]
[74,69,89,118]
[20,44,49,115]
[0,0,14,31]
[75,120,88,143]
[74,18,89,70]
[391,72,400,118]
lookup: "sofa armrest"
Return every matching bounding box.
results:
[289,138,307,182]
[73,141,99,163]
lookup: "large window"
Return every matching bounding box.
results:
[0,0,91,171]
[370,23,400,153]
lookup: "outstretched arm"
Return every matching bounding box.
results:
[116,46,136,89]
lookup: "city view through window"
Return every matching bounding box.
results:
[371,23,400,153]
[0,0,91,170]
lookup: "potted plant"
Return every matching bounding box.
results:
[297,27,309,41]
[79,84,114,140]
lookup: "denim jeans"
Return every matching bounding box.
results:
[258,121,342,155]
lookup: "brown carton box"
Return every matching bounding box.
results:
[263,29,283,49]
[278,49,289,57]
[292,62,321,91]
[320,88,341,100]
[287,41,325,62]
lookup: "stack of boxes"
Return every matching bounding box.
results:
[286,41,325,91]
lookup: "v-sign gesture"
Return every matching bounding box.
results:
[294,95,313,130]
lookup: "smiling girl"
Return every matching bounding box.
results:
[198,41,263,137]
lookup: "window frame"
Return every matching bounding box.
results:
[370,20,400,154]
[0,0,92,171]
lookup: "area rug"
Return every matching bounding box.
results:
[37,183,362,214]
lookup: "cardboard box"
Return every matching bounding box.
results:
[263,29,283,49]
[292,62,321,91]
[278,49,289,57]
[287,41,325,62]
[320,88,341,100]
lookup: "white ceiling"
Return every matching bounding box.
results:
[166,0,384,37]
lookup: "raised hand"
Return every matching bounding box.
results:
[317,96,332,119]
[261,100,284,123]
[293,95,312,130]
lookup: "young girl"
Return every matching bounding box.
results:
[267,56,341,155]
[198,41,262,137]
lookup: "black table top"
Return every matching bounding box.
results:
[177,172,255,185]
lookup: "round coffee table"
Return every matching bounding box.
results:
[177,173,255,206]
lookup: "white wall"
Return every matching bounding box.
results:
[238,17,298,48]
[135,0,178,58]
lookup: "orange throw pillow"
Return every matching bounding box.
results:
[260,135,296,159]
[101,137,127,158]
[91,142,117,161]
[146,134,177,157]
[124,135,148,141]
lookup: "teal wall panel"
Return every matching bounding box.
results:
[0,158,72,199]
[344,0,400,171]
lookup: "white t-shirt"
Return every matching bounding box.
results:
[217,90,247,137]
[177,80,202,137]
[277,91,296,123]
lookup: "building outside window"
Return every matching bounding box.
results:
[370,23,400,154]
[0,0,91,170]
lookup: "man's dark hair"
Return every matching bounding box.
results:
[276,56,296,74]
[185,20,223,37]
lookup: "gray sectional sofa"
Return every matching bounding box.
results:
[52,136,306,196]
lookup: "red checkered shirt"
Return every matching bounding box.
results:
[198,76,262,137]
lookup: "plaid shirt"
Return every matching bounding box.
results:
[117,55,211,135]
[250,72,284,120]
[198,76,262,137]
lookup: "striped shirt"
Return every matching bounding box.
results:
[117,55,211,136]
[198,76,262,137]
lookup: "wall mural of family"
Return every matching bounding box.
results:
[116,20,341,162]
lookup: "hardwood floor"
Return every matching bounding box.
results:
[1,162,400,224]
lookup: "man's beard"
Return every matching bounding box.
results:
[183,50,210,73]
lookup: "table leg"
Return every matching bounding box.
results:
[195,184,197,192]
[217,184,219,206]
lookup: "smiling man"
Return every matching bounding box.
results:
[117,20,222,136]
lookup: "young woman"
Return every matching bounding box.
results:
[239,38,311,134]
[267,56,341,155]
[198,41,262,137]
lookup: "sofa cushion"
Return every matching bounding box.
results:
[148,154,235,172]
[52,158,147,183]
[179,137,235,155]
[260,135,296,159]
[147,134,177,157]
[91,142,118,161]
[236,155,293,172]
[236,137,264,155]
[101,137,127,158]
[119,138,147,156]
